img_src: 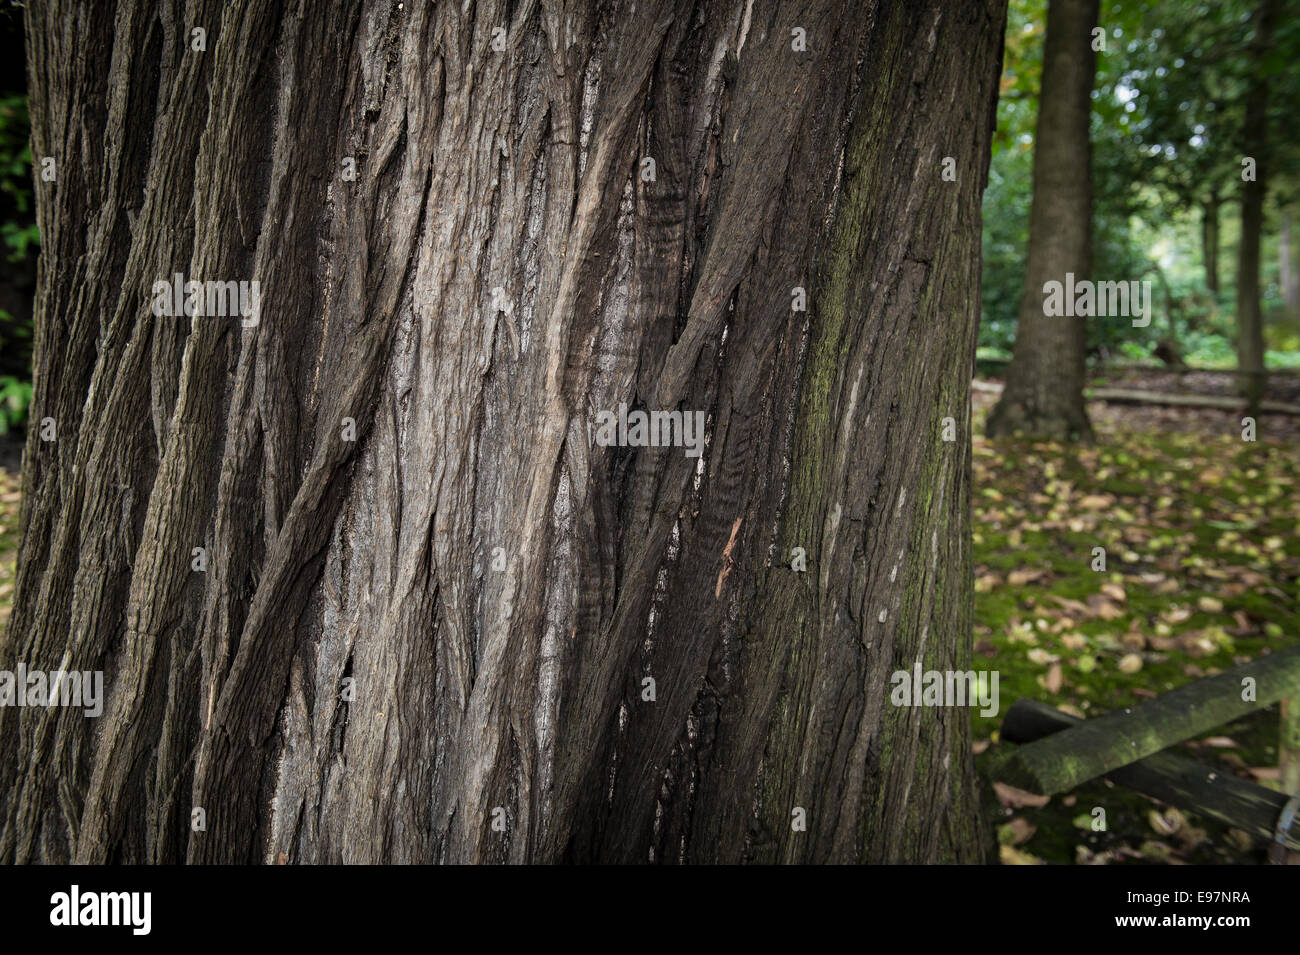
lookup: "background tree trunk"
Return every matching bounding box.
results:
[1,0,1006,864]
[1203,191,1220,295]
[1281,208,1297,319]
[1235,0,1276,405]
[985,0,1098,441]
[1149,263,1183,366]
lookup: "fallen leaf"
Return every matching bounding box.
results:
[1000,844,1045,865]
[1149,808,1185,836]
[1008,568,1047,587]
[1044,663,1063,694]
[1086,594,1125,620]
[1079,494,1115,511]
[1051,595,1092,616]
[998,818,1037,846]
[1118,653,1143,674]
[1075,845,1113,865]
[993,782,1050,809]
[1179,631,1218,657]
[1060,632,1089,651]
[1121,632,1146,650]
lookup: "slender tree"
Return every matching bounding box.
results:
[1237,0,1279,406]
[1204,191,1221,294]
[1283,209,1300,318]
[986,0,1099,441]
[1,0,1007,864]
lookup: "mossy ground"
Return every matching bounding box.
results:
[972,390,1299,864]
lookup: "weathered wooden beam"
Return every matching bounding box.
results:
[1282,696,1300,796]
[1094,362,1300,379]
[1000,699,1300,851]
[970,380,1300,414]
[1087,387,1300,416]
[990,645,1300,796]
[975,358,1300,376]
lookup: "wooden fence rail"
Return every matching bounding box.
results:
[990,645,1300,796]
[1000,698,1299,853]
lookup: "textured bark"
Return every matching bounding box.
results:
[1236,0,1276,404]
[1,0,1007,864]
[985,0,1097,441]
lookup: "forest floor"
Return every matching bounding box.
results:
[0,378,1294,864]
[973,380,1300,865]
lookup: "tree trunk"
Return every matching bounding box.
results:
[1,0,1007,864]
[1236,0,1277,405]
[1281,208,1298,319]
[1203,191,1220,296]
[1149,262,1183,366]
[985,0,1098,441]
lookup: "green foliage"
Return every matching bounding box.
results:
[0,92,35,263]
[1120,3,1250,209]
[981,0,1300,366]
[0,90,35,431]
[983,0,1157,358]
[1123,0,1300,208]
[0,373,30,433]
[981,0,1042,352]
